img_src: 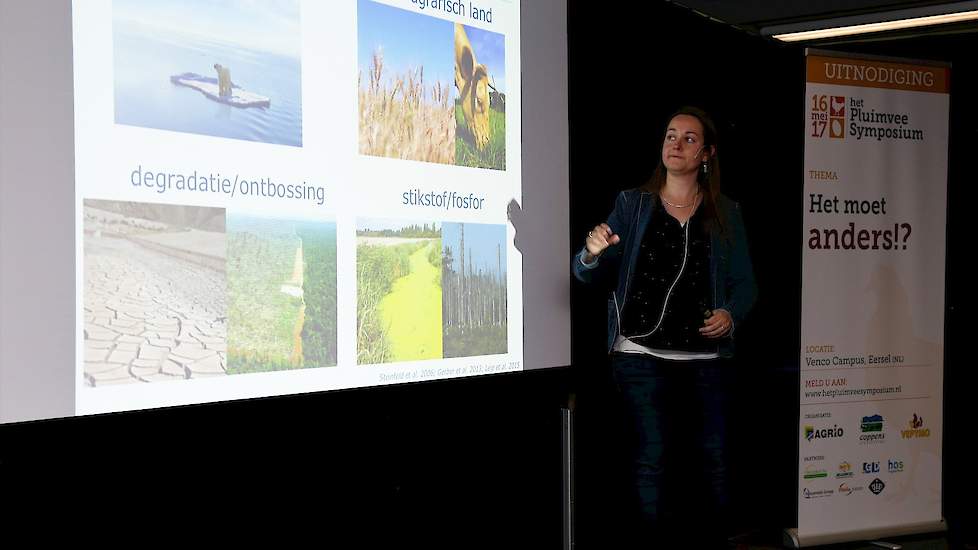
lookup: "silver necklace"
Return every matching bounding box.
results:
[660,191,700,209]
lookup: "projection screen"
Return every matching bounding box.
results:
[0,0,569,423]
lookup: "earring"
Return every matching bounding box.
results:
[701,161,709,175]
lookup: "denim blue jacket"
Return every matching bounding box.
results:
[572,189,757,357]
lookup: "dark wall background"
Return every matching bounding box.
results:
[568,1,973,548]
[0,1,972,547]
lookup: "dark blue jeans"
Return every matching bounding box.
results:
[611,352,732,545]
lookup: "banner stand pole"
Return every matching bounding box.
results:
[561,399,575,550]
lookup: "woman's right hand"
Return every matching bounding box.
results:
[584,223,620,262]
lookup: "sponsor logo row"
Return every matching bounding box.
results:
[804,412,931,444]
[803,478,887,500]
[803,459,904,481]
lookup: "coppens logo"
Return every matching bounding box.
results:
[806,424,844,442]
[901,413,931,439]
[859,414,885,443]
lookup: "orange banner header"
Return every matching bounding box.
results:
[807,55,949,94]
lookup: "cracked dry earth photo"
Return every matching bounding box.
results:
[83,199,227,386]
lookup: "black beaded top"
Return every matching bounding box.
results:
[620,199,717,353]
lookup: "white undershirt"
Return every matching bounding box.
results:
[580,246,722,361]
[613,334,720,361]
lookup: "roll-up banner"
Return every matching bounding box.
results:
[788,49,949,548]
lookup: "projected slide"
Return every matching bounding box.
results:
[72,0,523,414]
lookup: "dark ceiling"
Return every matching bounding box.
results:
[668,0,973,36]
